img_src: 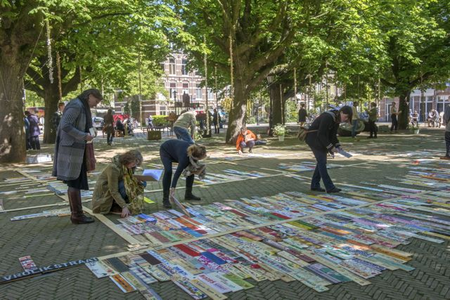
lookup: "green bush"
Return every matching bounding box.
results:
[153,115,169,126]
[273,123,287,136]
[247,116,256,124]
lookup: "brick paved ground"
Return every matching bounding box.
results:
[0,126,449,299]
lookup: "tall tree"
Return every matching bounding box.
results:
[24,2,171,143]
[0,0,174,161]
[173,0,313,143]
[372,0,450,129]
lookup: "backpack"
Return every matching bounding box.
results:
[297,127,317,142]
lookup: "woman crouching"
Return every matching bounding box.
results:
[92,150,146,218]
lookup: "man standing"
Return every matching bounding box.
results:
[441,105,450,160]
[52,102,65,132]
[212,108,220,134]
[366,102,378,139]
[27,110,41,150]
[298,103,307,127]
[173,110,197,144]
[351,102,359,138]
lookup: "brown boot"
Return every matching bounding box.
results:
[67,188,94,224]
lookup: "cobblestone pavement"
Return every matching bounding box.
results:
[0,126,449,300]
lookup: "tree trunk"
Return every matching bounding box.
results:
[226,79,248,144]
[398,91,410,130]
[270,84,283,126]
[43,86,61,144]
[0,54,27,163]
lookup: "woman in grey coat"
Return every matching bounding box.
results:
[53,89,103,224]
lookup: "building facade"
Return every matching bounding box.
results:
[380,86,450,122]
[113,52,217,123]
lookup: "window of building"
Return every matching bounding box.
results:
[181,59,188,75]
[169,83,176,99]
[169,58,176,75]
[208,89,214,100]
[196,84,202,100]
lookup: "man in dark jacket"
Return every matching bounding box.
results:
[305,106,352,193]
[441,105,450,160]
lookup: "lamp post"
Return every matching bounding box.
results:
[173,90,177,115]
[267,75,274,136]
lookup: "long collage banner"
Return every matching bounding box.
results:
[85,169,449,299]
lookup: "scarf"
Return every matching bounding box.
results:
[122,165,145,214]
[182,155,206,180]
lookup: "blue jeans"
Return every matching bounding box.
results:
[310,147,335,191]
[118,181,129,203]
[351,120,358,137]
[174,127,194,144]
[390,115,398,132]
[239,140,255,151]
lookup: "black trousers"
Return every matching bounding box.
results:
[369,120,377,137]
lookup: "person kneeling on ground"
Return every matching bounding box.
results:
[160,140,207,208]
[305,106,352,193]
[92,150,147,218]
[236,126,257,155]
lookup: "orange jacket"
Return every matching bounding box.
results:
[236,129,257,150]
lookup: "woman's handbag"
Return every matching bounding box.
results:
[84,142,96,171]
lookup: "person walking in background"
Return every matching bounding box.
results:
[159,140,207,208]
[411,110,419,127]
[441,105,450,160]
[52,102,65,132]
[367,102,378,139]
[103,109,115,145]
[92,150,146,217]
[236,126,257,155]
[27,110,41,150]
[351,102,359,138]
[52,88,103,225]
[213,108,220,134]
[305,106,353,193]
[24,111,31,150]
[147,115,154,130]
[173,109,197,144]
[390,102,401,133]
[298,103,307,127]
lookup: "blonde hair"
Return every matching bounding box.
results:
[187,144,207,160]
[119,150,143,166]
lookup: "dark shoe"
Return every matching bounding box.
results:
[327,187,342,193]
[249,148,253,153]
[311,187,325,192]
[68,188,94,224]
[163,190,172,208]
[185,193,201,201]
[71,215,95,224]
